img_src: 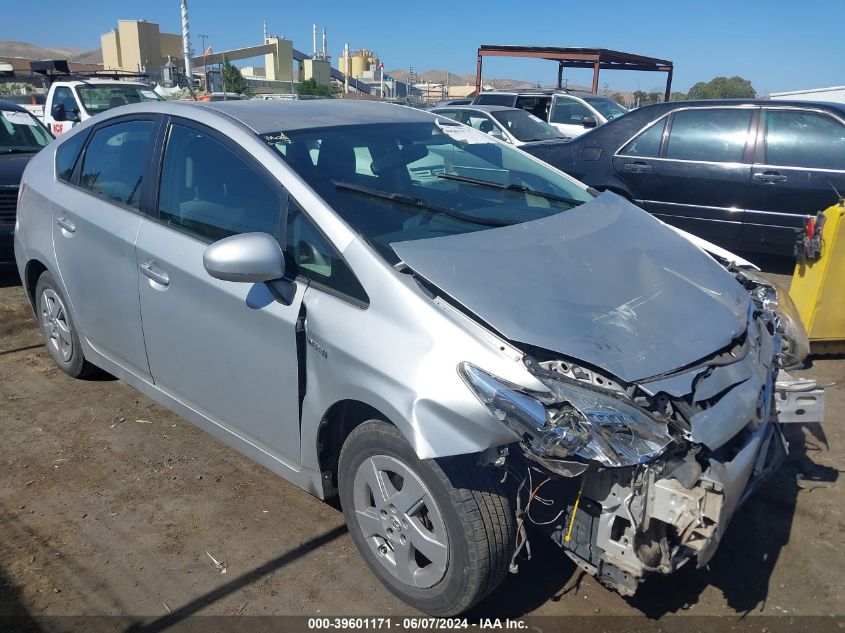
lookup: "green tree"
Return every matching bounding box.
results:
[631,90,663,106]
[221,59,251,96]
[686,76,756,100]
[669,91,688,102]
[297,78,335,98]
[0,82,35,95]
[611,93,628,107]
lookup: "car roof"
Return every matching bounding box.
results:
[88,99,440,134]
[566,98,845,147]
[0,99,28,113]
[431,104,521,113]
[58,79,150,88]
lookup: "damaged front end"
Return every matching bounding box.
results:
[462,275,824,596]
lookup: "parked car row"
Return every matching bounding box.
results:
[13,99,821,615]
[471,88,629,138]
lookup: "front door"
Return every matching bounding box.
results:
[548,95,593,139]
[616,107,756,245]
[136,119,305,466]
[52,117,159,379]
[743,107,845,252]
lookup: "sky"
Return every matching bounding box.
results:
[5,0,844,95]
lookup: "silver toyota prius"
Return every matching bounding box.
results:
[13,100,824,615]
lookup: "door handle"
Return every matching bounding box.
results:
[753,171,787,183]
[140,262,170,287]
[56,216,76,233]
[624,161,653,174]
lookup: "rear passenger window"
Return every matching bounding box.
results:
[285,199,368,305]
[158,124,282,242]
[665,109,753,163]
[621,119,666,157]
[764,110,845,170]
[79,120,154,208]
[55,129,88,182]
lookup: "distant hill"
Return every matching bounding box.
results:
[0,41,102,64]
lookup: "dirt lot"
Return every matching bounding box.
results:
[1,264,843,627]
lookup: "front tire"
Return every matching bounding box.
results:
[339,420,514,615]
[35,271,92,378]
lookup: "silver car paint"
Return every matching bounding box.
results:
[393,191,751,383]
[15,101,544,500]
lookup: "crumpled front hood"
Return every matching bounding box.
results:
[392,192,750,383]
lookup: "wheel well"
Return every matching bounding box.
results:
[24,259,47,309]
[317,400,392,498]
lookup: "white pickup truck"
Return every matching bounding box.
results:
[43,79,163,136]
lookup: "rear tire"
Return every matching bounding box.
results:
[339,420,514,615]
[34,271,92,378]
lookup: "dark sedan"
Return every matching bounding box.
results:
[523,99,845,256]
[1,99,53,263]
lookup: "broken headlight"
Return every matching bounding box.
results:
[459,362,672,468]
[741,270,809,367]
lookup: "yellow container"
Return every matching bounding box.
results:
[789,200,845,353]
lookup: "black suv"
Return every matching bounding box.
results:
[523,100,845,256]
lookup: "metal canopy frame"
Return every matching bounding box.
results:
[475,45,674,101]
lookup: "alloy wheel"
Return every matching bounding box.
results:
[352,454,449,589]
[40,288,73,362]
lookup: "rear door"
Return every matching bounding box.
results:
[744,107,845,253]
[614,107,756,244]
[52,116,160,379]
[135,118,305,466]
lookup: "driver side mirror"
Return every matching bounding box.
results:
[203,232,286,283]
[581,115,597,128]
[488,128,506,141]
[51,103,67,122]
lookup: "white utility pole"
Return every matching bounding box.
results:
[343,42,350,93]
[181,0,192,82]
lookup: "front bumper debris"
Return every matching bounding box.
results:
[521,312,825,596]
[772,372,826,424]
[548,418,789,596]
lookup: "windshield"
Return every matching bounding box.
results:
[263,121,593,262]
[490,109,565,142]
[76,83,163,115]
[0,109,52,153]
[583,97,628,121]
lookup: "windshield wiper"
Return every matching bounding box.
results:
[0,148,38,154]
[333,181,512,227]
[436,172,586,207]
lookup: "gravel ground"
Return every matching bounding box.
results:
[0,264,842,626]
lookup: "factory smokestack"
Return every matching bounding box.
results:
[322,28,327,60]
[312,24,317,58]
[263,19,268,41]
[181,0,192,82]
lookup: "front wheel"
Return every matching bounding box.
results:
[339,420,515,615]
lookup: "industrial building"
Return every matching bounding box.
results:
[101,19,183,81]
